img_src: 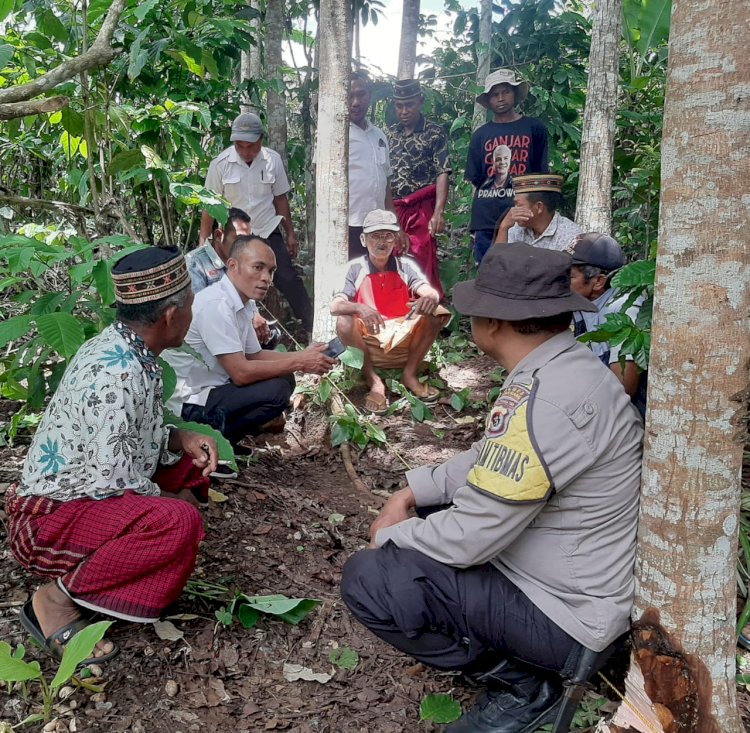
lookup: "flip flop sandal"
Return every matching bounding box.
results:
[411,385,440,404]
[364,392,389,416]
[209,461,238,480]
[20,600,119,665]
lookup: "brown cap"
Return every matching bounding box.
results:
[112,247,190,305]
[512,173,564,195]
[452,243,596,320]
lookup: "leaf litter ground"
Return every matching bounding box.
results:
[1,353,749,732]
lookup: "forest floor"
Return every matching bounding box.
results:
[1,349,749,733]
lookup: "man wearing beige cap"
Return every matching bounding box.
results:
[494,173,582,250]
[465,69,549,263]
[199,113,313,333]
[342,243,643,732]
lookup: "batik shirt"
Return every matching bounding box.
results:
[19,322,173,502]
[387,116,451,200]
[186,240,226,294]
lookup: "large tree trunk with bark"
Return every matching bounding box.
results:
[265,0,288,169]
[574,0,622,233]
[312,0,352,341]
[471,0,492,131]
[397,0,420,80]
[624,0,750,730]
[240,0,262,115]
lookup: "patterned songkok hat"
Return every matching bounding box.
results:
[112,246,190,305]
[512,173,564,195]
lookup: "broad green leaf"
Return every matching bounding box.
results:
[109,149,146,176]
[159,358,177,400]
[141,145,167,170]
[318,379,332,403]
[236,604,260,629]
[92,260,115,304]
[612,259,655,289]
[163,416,236,469]
[0,649,41,683]
[127,29,149,81]
[60,107,85,137]
[0,42,14,69]
[276,599,321,625]
[0,314,34,348]
[623,0,671,58]
[339,347,364,370]
[239,595,321,625]
[134,0,159,21]
[35,312,86,360]
[59,131,81,157]
[29,292,66,316]
[364,422,387,445]
[51,621,112,688]
[330,421,350,447]
[39,8,67,42]
[329,647,359,670]
[419,693,462,724]
[215,607,233,626]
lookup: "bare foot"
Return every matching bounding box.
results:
[33,582,116,658]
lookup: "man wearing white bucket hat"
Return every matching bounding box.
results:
[465,69,549,263]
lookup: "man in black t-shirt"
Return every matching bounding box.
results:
[465,69,549,263]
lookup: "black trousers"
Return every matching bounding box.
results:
[267,229,313,333]
[341,540,578,675]
[181,374,294,446]
[348,226,364,261]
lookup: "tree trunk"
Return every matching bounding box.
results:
[574,0,622,233]
[629,0,750,729]
[240,0,262,115]
[397,0,420,80]
[472,0,492,131]
[313,0,352,341]
[265,0,288,169]
[303,24,320,254]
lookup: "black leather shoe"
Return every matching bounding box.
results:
[445,678,561,733]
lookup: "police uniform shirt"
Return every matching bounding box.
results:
[374,330,644,652]
[204,146,290,238]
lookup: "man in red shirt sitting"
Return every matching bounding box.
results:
[331,210,449,414]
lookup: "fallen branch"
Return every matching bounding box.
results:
[0,0,127,106]
[0,193,97,216]
[0,96,69,120]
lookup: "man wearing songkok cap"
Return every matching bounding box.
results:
[5,247,219,664]
[342,243,643,732]
[494,173,582,250]
[466,69,549,263]
[199,112,313,334]
[330,209,450,414]
[569,233,648,417]
[387,79,451,297]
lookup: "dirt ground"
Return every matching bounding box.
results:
[1,351,750,733]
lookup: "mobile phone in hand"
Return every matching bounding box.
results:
[323,337,346,358]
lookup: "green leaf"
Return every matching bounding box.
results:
[128,29,149,81]
[0,314,34,348]
[0,648,41,683]
[36,312,86,360]
[238,595,321,625]
[51,620,112,688]
[159,359,177,400]
[108,149,146,176]
[419,693,462,724]
[60,107,85,137]
[339,347,364,369]
[92,260,115,304]
[164,417,237,468]
[215,607,233,626]
[330,420,351,447]
[141,145,167,170]
[134,0,159,21]
[0,42,14,69]
[236,604,260,629]
[329,647,359,670]
[29,292,65,316]
[611,259,655,289]
[318,379,333,403]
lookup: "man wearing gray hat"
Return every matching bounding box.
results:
[342,243,643,732]
[199,113,313,333]
[569,233,647,416]
[465,69,549,263]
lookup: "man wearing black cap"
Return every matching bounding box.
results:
[341,243,643,732]
[199,112,313,334]
[569,233,647,416]
[6,247,219,664]
[387,79,451,297]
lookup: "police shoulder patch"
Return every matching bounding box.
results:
[467,378,553,503]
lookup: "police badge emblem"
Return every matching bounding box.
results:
[486,381,533,437]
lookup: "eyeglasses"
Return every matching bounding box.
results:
[367,232,397,243]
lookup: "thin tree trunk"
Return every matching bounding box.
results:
[629,0,750,728]
[240,0,262,114]
[313,0,352,341]
[397,0,420,80]
[303,23,320,254]
[472,0,492,131]
[265,0,288,169]
[575,0,622,233]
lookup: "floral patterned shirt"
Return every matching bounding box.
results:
[19,322,171,502]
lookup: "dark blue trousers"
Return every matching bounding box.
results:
[341,540,577,675]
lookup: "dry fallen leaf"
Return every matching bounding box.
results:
[208,488,229,503]
[282,663,333,683]
[152,620,184,641]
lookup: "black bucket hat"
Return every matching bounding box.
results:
[453,243,597,320]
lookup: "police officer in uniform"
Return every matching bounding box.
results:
[341,243,644,733]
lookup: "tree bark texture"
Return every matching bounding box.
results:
[240,0,262,114]
[397,0,420,80]
[574,0,622,233]
[265,0,288,170]
[471,0,492,131]
[0,96,68,121]
[312,0,352,341]
[634,0,750,728]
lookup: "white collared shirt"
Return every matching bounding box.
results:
[163,276,260,413]
[205,146,290,237]
[348,121,392,226]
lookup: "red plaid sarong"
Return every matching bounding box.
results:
[394,184,444,299]
[6,456,207,622]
